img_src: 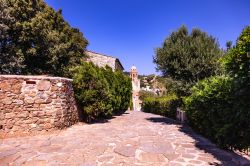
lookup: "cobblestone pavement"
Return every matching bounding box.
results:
[1,111,250,166]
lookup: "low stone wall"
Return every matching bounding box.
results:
[0,75,79,135]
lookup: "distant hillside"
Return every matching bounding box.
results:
[140,74,167,95]
[124,71,167,95]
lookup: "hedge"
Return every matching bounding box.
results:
[142,94,179,119]
[184,76,250,150]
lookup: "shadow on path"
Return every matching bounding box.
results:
[80,110,130,124]
[146,117,250,166]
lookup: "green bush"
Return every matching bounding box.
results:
[72,62,132,122]
[72,63,112,122]
[184,76,233,147]
[102,66,132,113]
[139,90,156,101]
[184,75,250,150]
[142,94,179,119]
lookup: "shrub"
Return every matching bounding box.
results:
[142,94,179,119]
[139,90,156,101]
[114,70,132,111]
[184,76,250,150]
[102,66,132,113]
[72,63,132,122]
[72,63,112,122]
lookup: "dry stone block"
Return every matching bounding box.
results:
[17,111,29,118]
[12,83,22,93]
[5,113,15,119]
[35,98,46,104]
[29,123,37,128]
[0,82,12,91]
[2,98,12,105]
[25,98,35,104]
[13,100,24,105]
[27,92,37,97]
[37,80,51,91]
[44,123,52,130]
[57,82,63,87]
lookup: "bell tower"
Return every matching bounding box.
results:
[130,65,138,81]
[130,65,141,111]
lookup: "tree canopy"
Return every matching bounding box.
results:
[0,0,88,77]
[222,26,250,81]
[154,25,222,95]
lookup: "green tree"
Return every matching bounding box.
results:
[0,0,25,73]
[0,0,88,76]
[154,25,222,96]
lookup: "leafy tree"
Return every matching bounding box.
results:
[0,0,88,76]
[154,25,222,95]
[0,0,25,73]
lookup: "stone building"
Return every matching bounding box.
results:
[85,50,124,71]
[130,65,141,111]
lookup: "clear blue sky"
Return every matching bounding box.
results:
[45,0,250,75]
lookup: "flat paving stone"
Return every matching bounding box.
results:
[0,111,249,165]
[114,145,136,157]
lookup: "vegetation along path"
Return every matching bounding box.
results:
[1,111,250,166]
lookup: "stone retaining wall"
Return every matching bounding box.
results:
[0,75,79,135]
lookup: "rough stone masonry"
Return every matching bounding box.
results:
[0,75,79,135]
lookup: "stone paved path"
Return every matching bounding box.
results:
[1,111,250,166]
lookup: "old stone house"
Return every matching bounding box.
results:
[85,50,124,71]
